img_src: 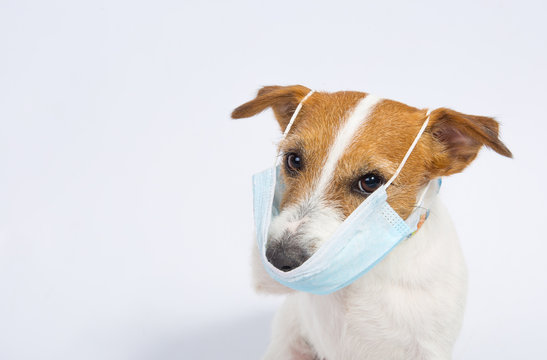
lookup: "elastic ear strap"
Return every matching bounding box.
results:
[385,109,432,188]
[282,90,315,138]
[415,180,432,207]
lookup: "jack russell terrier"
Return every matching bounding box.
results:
[231,85,511,360]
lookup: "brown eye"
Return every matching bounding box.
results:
[285,152,303,174]
[355,173,384,195]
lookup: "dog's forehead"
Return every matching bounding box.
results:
[282,93,422,161]
[281,92,362,148]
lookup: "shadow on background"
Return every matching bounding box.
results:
[140,311,275,360]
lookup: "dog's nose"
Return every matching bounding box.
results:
[265,243,309,272]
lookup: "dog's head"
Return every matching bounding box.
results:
[232,85,511,272]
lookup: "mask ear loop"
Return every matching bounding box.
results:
[415,180,432,208]
[273,90,315,167]
[384,109,432,189]
[282,90,315,138]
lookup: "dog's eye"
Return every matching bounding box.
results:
[355,173,384,195]
[285,152,303,174]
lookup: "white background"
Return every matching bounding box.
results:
[1,1,546,359]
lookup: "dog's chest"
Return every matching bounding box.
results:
[298,281,442,360]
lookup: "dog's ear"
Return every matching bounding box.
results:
[427,108,512,176]
[231,85,311,132]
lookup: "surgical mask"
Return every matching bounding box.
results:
[252,90,441,295]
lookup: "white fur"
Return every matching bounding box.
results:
[257,197,468,359]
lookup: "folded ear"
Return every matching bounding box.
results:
[427,107,512,176]
[231,85,311,132]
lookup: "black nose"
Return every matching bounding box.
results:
[265,243,309,272]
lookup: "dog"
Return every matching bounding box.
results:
[232,85,511,360]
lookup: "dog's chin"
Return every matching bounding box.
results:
[250,240,296,295]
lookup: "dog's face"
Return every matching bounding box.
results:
[233,85,511,271]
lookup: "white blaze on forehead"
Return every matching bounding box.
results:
[311,94,383,201]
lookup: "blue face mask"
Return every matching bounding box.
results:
[252,91,441,295]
